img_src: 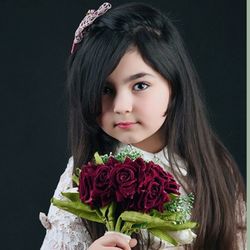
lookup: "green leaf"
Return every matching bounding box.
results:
[120,211,197,231]
[120,211,163,225]
[161,212,183,222]
[72,174,79,186]
[75,168,81,177]
[94,152,104,164]
[100,154,109,163]
[156,221,198,231]
[151,209,190,224]
[99,204,109,217]
[61,192,80,202]
[51,197,103,223]
[169,193,179,200]
[61,192,94,214]
[132,222,148,229]
[149,228,178,246]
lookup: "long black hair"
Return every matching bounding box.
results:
[66,2,246,249]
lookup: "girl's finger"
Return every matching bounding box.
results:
[99,234,131,250]
[129,238,137,248]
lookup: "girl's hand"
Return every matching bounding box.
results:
[88,233,137,250]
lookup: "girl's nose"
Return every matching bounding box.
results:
[113,92,133,114]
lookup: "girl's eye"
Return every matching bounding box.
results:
[103,86,114,95]
[133,82,149,91]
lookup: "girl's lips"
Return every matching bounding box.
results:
[115,122,137,129]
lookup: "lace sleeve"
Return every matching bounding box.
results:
[39,157,93,250]
[236,195,247,250]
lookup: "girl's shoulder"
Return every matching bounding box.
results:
[53,156,74,199]
[39,156,93,249]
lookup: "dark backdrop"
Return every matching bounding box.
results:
[0,0,245,249]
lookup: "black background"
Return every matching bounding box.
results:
[0,0,245,249]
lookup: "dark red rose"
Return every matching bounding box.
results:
[134,158,147,189]
[145,161,180,195]
[78,154,180,213]
[137,161,162,192]
[145,161,167,178]
[92,164,113,207]
[163,172,180,195]
[106,156,120,166]
[110,157,139,202]
[126,161,180,212]
[78,162,97,207]
[137,176,169,212]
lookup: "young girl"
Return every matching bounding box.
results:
[39,2,246,250]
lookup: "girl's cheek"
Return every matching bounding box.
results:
[102,98,114,112]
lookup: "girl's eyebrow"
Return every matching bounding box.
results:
[107,72,154,84]
[123,72,154,83]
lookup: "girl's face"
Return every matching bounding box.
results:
[98,48,171,153]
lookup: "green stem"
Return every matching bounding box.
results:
[115,215,123,232]
[121,222,133,235]
[95,209,109,229]
[107,218,115,231]
[107,202,115,231]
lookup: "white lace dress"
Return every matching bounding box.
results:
[39,145,188,250]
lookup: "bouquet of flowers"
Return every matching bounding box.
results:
[52,148,197,246]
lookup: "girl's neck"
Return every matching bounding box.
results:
[130,128,167,154]
[131,139,166,154]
